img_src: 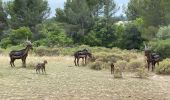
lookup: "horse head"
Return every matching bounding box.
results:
[25,39,33,50]
[144,42,151,57]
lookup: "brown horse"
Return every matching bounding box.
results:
[9,40,33,68]
[144,43,160,71]
[74,49,92,66]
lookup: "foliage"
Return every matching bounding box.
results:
[136,67,149,78]
[114,60,127,71]
[127,59,144,72]
[118,23,144,49]
[126,0,170,27]
[0,0,8,40]
[84,18,117,48]
[113,66,123,78]
[34,46,60,56]
[89,61,103,70]
[6,0,50,29]
[150,39,170,59]
[157,25,170,40]
[56,0,94,36]
[126,0,170,40]
[0,27,32,48]
[34,22,73,47]
[155,59,170,74]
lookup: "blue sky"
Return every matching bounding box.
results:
[3,0,129,17]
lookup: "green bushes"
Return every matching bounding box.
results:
[156,25,170,40]
[0,27,32,48]
[155,59,170,74]
[150,39,170,58]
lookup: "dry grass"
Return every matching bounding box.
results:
[0,55,170,100]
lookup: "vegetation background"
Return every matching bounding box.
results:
[0,0,170,99]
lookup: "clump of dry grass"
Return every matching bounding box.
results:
[27,61,36,69]
[114,60,127,71]
[136,67,149,78]
[127,59,145,72]
[89,61,103,70]
[113,67,123,78]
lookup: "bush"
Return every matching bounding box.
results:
[155,59,170,74]
[150,39,170,58]
[156,25,170,40]
[89,61,103,70]
[34,46,60,56]
[114,67,123,78]
[127,59,144,72]
[114,60,127,71]
[0,27,32,48]
[10,27,32,44]
[27,61,36,69]
[136,67,149,78]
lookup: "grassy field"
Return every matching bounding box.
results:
[0,55,170,100]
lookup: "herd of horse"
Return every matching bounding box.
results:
[8,40,161,73]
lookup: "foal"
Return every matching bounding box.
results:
[111,63,115,74]
[36,60,48,74]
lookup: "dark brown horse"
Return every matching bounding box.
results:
[9,41,33,68]
[74,49,92,66]
[144,43,160,71]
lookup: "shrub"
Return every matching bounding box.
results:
[89,61,103,70]
[10,27,32,44]
[34,46,59,56]
[127,59,144,72]
[150,39,170,58]
[156,25,170,40]
[27,61,36,69]
[114,60,127,71]
[155,59,170,74]
[136,67,149,78]
[114,67,123,78]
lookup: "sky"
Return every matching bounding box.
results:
[3,0,129,17]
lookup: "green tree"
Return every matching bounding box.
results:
[0,27,32,48]
[126,0,170,27]
[119,23,144,50]
[0,0,8,40]
[6,0,50,30]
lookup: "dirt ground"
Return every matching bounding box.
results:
[0,56,170,100]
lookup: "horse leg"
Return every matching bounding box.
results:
[12,59,16,67]
[77,58,80,66]
[147,61,150,71]
[10,58,13,67]
[74,58,77,66]
[82,58,84,65]
[151,61,155,72]
[22,58,26,68]
[44,67,46,74]
[157,61,159,66]
[41,68,44,74]
[85,56,87,65]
